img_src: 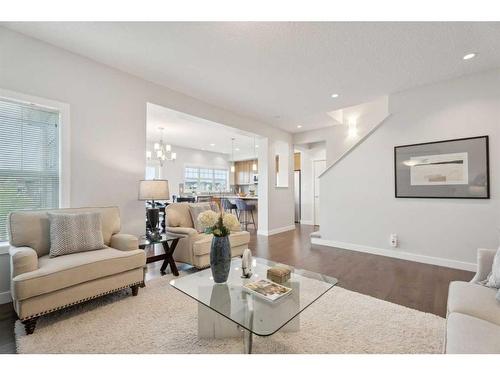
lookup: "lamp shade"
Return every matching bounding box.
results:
[138,180,170,200]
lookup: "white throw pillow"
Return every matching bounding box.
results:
[485,247,500,288]
[188,203,212,233]
[48,212,106,257]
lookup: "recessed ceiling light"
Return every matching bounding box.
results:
[463,53,476,60]
[235,148,240,151]
[297,125,303,129]
[255,145,259,148]
[331,93,339,98]
[210,143,215,146]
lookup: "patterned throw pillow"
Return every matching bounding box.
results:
[485,247,500,288]
[48,212,106,257]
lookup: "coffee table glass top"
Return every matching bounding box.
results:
[170,257,337,336]
[138,233,183,247]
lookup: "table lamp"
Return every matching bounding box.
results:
[138,179,169,241]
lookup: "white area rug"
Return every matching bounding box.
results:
[15,275,445,354]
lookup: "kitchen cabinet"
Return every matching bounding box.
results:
[294,152,301,171]
[234,159,257,185]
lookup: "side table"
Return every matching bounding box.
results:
[138,234,184,276]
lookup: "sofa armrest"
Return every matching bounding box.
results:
[165,226,197,237]
[110,233,139,251]
[471,248,497,283]
[9,246,38,278]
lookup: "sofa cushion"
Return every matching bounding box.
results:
[448,281,500,325]
[165,203,194,228]
[446,312,500,354]
[8,207,121,257]
[12,248,146,301]
[48,212,106,257]
[192,231,251,256]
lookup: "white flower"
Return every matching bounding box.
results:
[197,210,219,228]
[222,213,239,228]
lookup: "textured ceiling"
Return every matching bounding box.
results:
[3,22,500,133]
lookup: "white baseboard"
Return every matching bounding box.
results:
[311,237,477,272]
[0,290,12,304]
[258,224,296,236]
[300,220,314,225]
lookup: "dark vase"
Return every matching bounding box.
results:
[210,235,231,283]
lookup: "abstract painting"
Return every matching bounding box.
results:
[395,136,489,198]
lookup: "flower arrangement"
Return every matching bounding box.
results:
[198,210,239,237]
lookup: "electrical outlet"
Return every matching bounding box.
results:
[390,233,398,248]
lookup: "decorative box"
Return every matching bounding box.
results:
[267,266,291,284]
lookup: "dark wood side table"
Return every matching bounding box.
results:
[138,234,184,276]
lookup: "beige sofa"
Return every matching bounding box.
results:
[446,248,500,353]
[8,207,146,334]
[164,202,250,269]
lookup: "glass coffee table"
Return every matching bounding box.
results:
[170,257,337,353]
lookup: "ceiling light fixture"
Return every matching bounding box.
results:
[230,138,235,173]
[146,127,176,166]
[463,53,476,60]
[252,137,258,171]
[331,93,339,98]
[210,143,215,147]
[297,125,303,129]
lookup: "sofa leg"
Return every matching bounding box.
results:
[22,317,38,335]
[131,285,139,296]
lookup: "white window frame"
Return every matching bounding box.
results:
[0,88,71,251]
[183,165,229,192]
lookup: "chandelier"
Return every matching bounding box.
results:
[146,127,176,167]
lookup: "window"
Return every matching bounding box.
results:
[184,166,228,192]
[0,98,60,242]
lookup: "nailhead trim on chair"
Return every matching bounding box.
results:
[20,281,144,322]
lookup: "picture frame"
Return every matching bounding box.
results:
[394,136,490,199]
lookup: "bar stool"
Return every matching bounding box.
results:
[235,198,256,230]
[221,198,238,215]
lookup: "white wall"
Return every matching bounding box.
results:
[295,143,326,225]
[0,27,295,301]
[316,69,500,270]
[257,138,295,235]
[293,97,389,167]
[146,143,230,196]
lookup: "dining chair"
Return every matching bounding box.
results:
[235,198,256,230]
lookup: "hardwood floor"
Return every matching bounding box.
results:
[249,224,473,317]
[0,224,473,354]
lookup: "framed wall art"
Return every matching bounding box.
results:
[394,136,489,199]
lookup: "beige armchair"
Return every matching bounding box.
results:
[165,202,250,269]
[8,206,146,334]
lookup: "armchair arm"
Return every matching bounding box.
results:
[165,227,199,266]
[110,233,139,251]
[165,226,197,237]
[9,246,38,278]
[471,248,497,284]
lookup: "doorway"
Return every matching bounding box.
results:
[313,159,326,226]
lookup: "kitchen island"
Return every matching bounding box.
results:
[183,194,258,229]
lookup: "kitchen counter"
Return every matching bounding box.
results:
[193,194,258,200]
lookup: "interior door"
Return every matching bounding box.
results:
[294,170,301,223]
[313,160,326,226]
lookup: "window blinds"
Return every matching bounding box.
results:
[0,98,60,242]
